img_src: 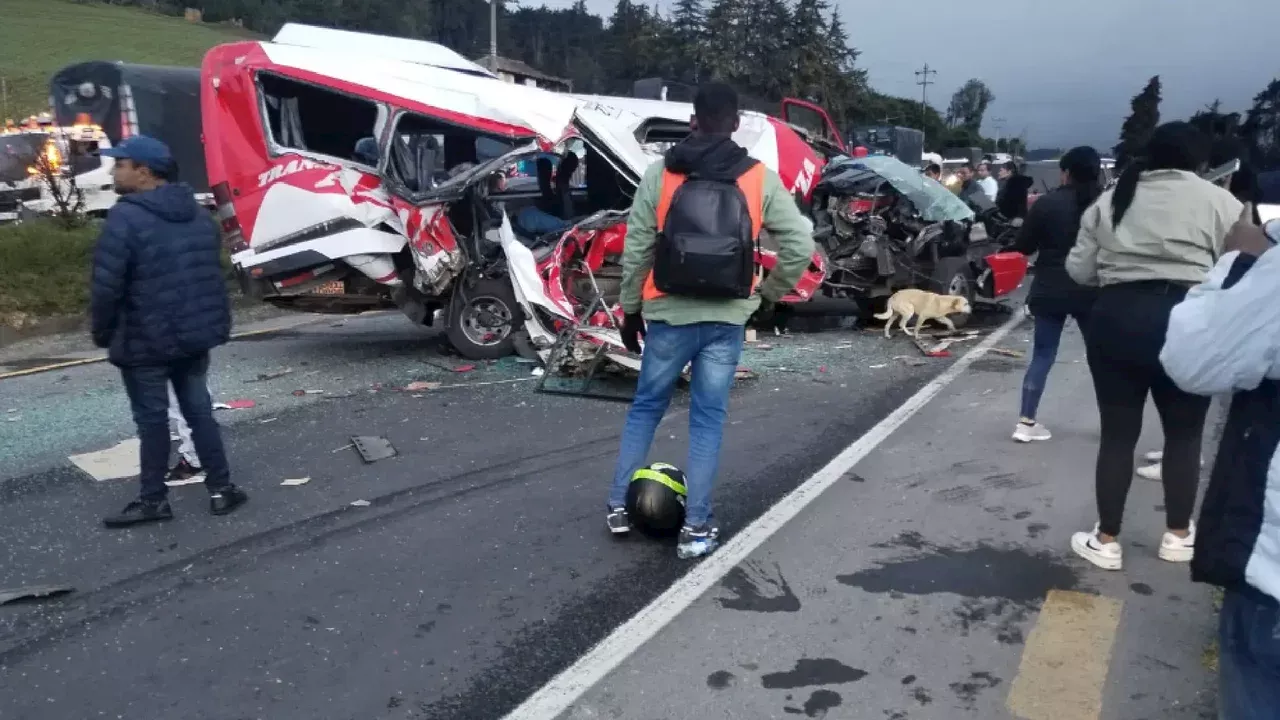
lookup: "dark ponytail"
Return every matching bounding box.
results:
[1060,145,1102,220]
[1111,121,1209,229]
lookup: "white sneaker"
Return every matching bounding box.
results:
[1137,463,1163,481]
[1159,523,1196,563]
[1144,450,1163,463]
[1012,421,1052,443]
[1071,526,1124,570]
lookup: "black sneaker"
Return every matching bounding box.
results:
[209,486,248,516]
[606,506,631,535]
[165,458,206,486]
[103,500,174,528]
[676,524,720,559]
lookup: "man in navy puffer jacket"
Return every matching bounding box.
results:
[91,135,247,527]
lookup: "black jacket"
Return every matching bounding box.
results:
[1166,252,1280,607]
[997,174,1034,219]
[90,183,231,366]
[1011,185,1096,317]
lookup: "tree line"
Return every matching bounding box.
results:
[95,0,1010,154]
[1116,74,1280,171]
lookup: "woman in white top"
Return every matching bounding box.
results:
[1065,121,1242,571]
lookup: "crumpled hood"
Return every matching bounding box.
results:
[119,182,201,223]
[664,134,758,182]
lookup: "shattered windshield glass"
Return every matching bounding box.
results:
[422,140,540,197]
[831,154,974,223]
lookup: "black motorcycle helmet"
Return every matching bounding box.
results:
[625,462,687,534]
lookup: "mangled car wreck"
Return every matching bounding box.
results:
[202,26,1025,366]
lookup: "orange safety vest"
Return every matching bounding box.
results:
[642,163,767,301]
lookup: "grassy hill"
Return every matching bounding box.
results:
[0,0,260,119]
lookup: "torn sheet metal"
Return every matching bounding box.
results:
[0,585,74,606]
[351,436,397,463]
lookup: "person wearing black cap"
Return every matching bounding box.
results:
[92,135,247,527]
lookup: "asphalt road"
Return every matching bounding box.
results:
[0,310,984,719]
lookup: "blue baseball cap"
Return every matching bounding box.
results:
[102,135,174,175]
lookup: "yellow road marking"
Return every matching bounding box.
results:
[1006,589,1124,720]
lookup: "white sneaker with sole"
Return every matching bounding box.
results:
[1137,463,1163,481]
[1012,421,1052,443]
[1144,450,1163,463]
[1071,526,1124,570]
[1159,523,1196,563]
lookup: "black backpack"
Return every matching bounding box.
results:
[653,170,758,299]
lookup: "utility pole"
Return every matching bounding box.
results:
[991,116,1006,147]
[489,0,498,60]
[914,63,936,134]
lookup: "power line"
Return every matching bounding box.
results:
[914,63,936,132]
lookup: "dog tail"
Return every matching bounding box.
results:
[872,309,893,320]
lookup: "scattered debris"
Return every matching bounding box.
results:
[755,344,774,351]
[734,367,758,382]
[869,363,888,369]
[531,367,545,377]
[213,399,256,410]
[352,435,397,463]
[331,442,355,454]
[819,365,828,373]
[281,477,312,487]
[746,328,758,343]
[404,381,442,392]
[259,417,278,424]
[250,368,293,382]
[988,348,1025,359]
[0,585,74,606]
[453,364,477,373]
[349,499,371,507]
[69,438,140,481]
[164,476,205,488]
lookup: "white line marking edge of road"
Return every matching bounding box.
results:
[502,311,1026,720]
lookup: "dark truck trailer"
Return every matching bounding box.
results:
[848,125,925,166]
[49,61,208,192]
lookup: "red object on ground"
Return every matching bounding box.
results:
[221,399,256,409]
[453,364,477,373]
[984,252,1030,297]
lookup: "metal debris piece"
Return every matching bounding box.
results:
[988,348,1026,359]
[250,368,293,382]
[351,436,397,463]
[734,367,758,382]
[213,399,256,410]
[349,499,371,507]
[0,585,73,606]
[404,381,442,392]
[281,477,312,486]
[453,364,477,373]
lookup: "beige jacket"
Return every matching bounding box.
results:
[1067,170,1243,287]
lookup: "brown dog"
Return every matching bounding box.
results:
[874,289,971,338]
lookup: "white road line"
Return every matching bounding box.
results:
[502,312,1026,720]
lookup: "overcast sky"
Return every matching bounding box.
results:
[537,0,1280,150]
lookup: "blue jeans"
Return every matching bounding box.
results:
[608,321,744,527]
[1019,312,1088,420]
[1219,589,1280,719]
[120,353,231,502]
[516,206,571,237]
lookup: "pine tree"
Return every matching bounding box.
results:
[785,0,831,100]
[739,0,792,99]
[1241,78,1280,169]
[668,0,706,83]
[818,8,867,125]
[1115,75,1161,168]
[703,0,750,85]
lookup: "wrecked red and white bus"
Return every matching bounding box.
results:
[200,27,830,363]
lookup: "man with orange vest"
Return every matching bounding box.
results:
[606,82,816,559]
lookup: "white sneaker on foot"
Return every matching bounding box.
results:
[1137,463,1163,481]
[1071,526,1123,570]
[1012,421,1052,443]
[1159,523,1196,563]
[1144,449,1163,463]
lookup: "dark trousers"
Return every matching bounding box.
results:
[1219,589,1280,719]
[1085,282,1211,537]
[120,352,231,502]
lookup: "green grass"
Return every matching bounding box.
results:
[0,220,98,323]
[0,0,261,119]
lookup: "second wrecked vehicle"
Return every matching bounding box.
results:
[201,25,830,360]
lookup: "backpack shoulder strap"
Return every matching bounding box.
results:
[656,170,687,232]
